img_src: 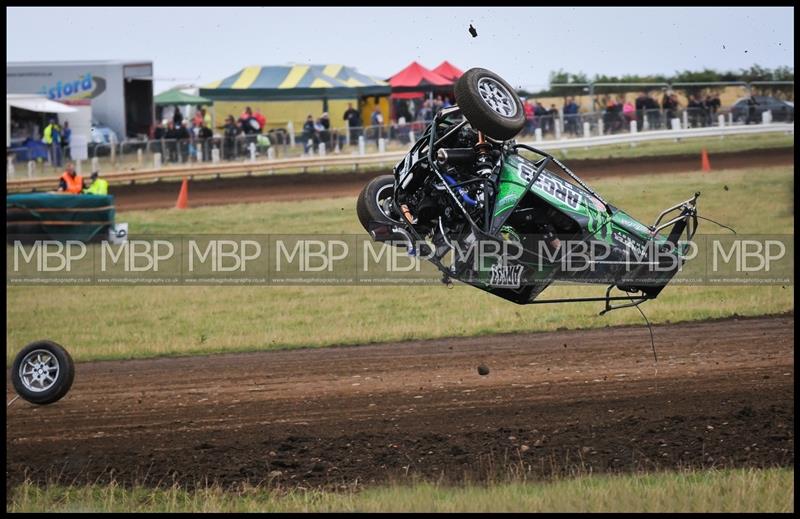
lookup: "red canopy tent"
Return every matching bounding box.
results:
[389,61,453,100]
[431,61,463,82]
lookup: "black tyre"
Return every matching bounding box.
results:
[454,67,526,141]
[11,340,75,405]
[356,174,402,233]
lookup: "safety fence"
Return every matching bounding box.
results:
[7,102,794,181]
[6,122,793,193]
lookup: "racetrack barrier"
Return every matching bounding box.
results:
[6,123,793,193]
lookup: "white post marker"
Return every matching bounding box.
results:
[554,119,561,140]
[75,159,82,174]
[109,135,117,165]
[642,114,650,131]
[378,138,386,153]
[358,135,365,156]
[409,130,415,143]
[718,114,725,128]
[583,121,591,138]
[287,121,295,147]
[344,120,350,146]
[153,153,162,170]
[682,110,689,129]
[7,155,15,179]
[306,139,314,156]
[761,110,772,124]
[597,119,604,136]
[319,142,326,157]
[728,112,734,126]
[267,147,275,160]
[211,148,220,164]
[91,157,99,173]
[137,148,143,167]
[534,128,542,143]
[629,120,637,134]
[27,161,35,179]
[249,142,256,162]
[671,118,681,131]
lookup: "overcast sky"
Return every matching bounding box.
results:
[6,6,794,94]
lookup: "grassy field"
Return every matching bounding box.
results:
[13,131,793,180]
[6,165,794,365]
[8,468,793,512]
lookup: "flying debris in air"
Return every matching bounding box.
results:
[468,24,478,38]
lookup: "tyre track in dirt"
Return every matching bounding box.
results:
[6,313,793,490]
[110,147,794,211]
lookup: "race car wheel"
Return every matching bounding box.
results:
[357,175,403,232]
[11,340,75,405]
[455,68,526,141]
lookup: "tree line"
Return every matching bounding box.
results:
[521,66,794,99]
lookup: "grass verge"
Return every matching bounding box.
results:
[7,468,793,512]
[6,166,794,364]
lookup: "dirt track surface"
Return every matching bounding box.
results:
[6,314,794,490]
[112,147,794,211]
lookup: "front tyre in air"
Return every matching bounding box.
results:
[357,175,402,232]
[455,67,526,141]
[11,340,75,405]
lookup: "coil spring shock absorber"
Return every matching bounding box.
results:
[473,131,493,177]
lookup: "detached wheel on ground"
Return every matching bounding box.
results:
[356,174,402,232]
[11,340,75,405]
[455,67,526,141]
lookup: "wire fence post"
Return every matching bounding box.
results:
[287,121,295,147]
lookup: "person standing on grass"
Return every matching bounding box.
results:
[83,171,108,195]
[302,114,318,154]
[370,106,384,145]
[343,102,361,144]
[56,161,84,194]
[222,115,240,160]
[61,121,72,160]
[43,118,63,168]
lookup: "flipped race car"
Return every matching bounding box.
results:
[357,68,699,313]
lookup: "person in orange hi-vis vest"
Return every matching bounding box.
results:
[57,162,84,194]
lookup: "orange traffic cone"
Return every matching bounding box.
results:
[701,148,712,172]
[176,177,189,209]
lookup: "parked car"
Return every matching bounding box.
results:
[88,119,119,157]
[731,96,794,123]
